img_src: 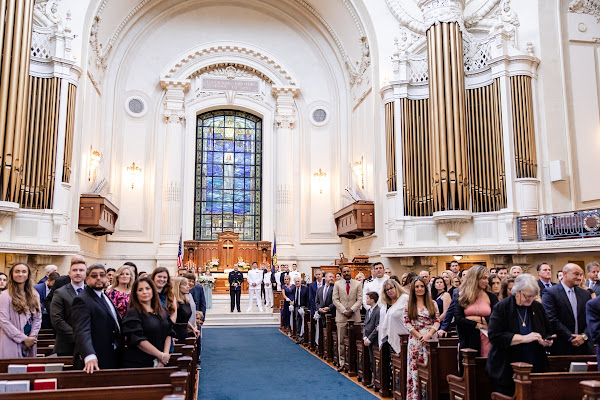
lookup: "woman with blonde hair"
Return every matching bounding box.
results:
[151,267,177,322]
[107,266,133,318]
[0,263,42,358]
[172,277,200,343]
[455,264,499,374]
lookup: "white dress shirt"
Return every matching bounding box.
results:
[363,276,387,310]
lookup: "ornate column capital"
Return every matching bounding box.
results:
[160,78,190,123]
[272,85,300,130]
[418,0,465,29]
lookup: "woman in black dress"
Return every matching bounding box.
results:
[122,277,173,368]
[173,277,200,343]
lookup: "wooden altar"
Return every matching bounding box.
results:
[183,231,271,294]
[184,231,272,272]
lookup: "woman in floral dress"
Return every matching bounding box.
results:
[403,277,440,400]
[107,265,133,319]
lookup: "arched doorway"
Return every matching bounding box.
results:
[194,110,263,241]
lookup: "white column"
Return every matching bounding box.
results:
[272,86,300,245]
[159,79,190,246]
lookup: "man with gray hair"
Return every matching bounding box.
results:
[585,261,600,297]
[38,264,58,284]
[510,265,522,278]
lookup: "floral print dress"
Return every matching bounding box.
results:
[107,289,131,319]
[403,304,440,400]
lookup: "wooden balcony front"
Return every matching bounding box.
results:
[78,194,119,236]
[334,201,375,239]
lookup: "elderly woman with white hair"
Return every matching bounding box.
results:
[485,273,554,396]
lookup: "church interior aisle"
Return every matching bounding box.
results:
[199,327,378,399]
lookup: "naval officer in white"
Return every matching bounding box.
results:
[246,262,264,312]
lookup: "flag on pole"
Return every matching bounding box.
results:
[271,233,277,273]
[177,233,183,268]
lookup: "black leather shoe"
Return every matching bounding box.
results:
[366,383,374,389]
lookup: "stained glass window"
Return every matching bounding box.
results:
[194,110,262,241]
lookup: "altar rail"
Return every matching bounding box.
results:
[517,208,600,242]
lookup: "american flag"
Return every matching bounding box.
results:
[176,233,183,268]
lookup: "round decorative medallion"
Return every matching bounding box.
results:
[583,214,600,232]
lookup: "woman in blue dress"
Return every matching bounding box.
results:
[281,275,294,336]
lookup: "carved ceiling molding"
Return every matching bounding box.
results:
[88,0,370,88]
[569,0,600,20]
[385,0,501,35]
[161,44,296,85]
[190,63,274,84]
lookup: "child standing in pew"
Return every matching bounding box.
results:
[0,263,42,358]
[121,277,174,368]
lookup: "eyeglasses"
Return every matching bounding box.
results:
[89,273,106,279]
[385,287,395,292]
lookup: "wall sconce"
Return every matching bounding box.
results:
[88,147,101,181]
[313,168,327,194]
[353,156,364,189]
[126,162,142,189]
[453,255,463,261]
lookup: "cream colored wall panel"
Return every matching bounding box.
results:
[568,44,600,203]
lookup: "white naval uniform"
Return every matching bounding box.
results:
[263,271,274,308]
[274,271,282,291]
[246,268,264,312]
[289,270,301,285]
[362,276,387,310]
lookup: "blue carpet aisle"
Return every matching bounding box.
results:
[198,327,378,400]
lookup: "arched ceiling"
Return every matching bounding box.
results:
[87,0,372,89]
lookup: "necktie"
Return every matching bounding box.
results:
[323,285,328,301]
[296,288,300,304]
[346,281,350,295]
[102,293,120,331]
[567,288,578,334]
[76,288,82,295]
[367,309,371,321]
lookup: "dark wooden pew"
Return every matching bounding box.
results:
[332,323,339,367]
[0,367,181,390]
[448,348,597,400]
[324,315,334,363]
[303,308,310,346]
[316,317,324,357]
[581,380,600,400]
[343,321,362,376]
[357,338,371,386]
[391,334,409,400]
[417,339,458,400]
[309,316,316,351]
[0,357,74,373]
[490,362,600,400]
[0,373,187,400]
[374,342,393,398]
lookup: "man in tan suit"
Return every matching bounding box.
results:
[332,265,363,371]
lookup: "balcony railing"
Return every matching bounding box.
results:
[517,208,600,242]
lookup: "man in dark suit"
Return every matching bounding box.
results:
[308,269,325,316]
[37,265,58,284]
[315,272,336,323]
[51,260,86,356]
[279,264,289,287]
[72,264,123,372]
[585,261,600,297]
[292,276,309,344]
[542,263,594,355]
[34,271,59,330]
[363,291,380,388]
[586,295,600,370]
[228,264,243,312]
[536,262,555,297]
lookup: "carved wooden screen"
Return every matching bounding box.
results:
[195,110,262,241]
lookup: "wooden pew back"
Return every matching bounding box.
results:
[0,357,73,373]
[417,339,458,400]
